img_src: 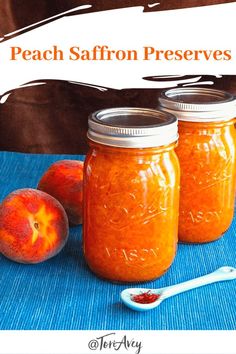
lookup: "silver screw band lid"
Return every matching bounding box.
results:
[88,107,178,148]
[159,88,236,122]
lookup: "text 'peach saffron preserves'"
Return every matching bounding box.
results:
[159,88,236,243]
[83,108,180,282]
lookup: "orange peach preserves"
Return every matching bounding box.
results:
[177,120,236,243]
[159,88,236,243]
[83,108,180,282]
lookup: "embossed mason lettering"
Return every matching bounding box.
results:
[183,160,232,192]
[105,247,159,263]
[159,87,236,243]
[84,107,179,281]
[181,210,222,224]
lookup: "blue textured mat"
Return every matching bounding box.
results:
[0,151,235,330]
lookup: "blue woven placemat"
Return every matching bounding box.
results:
[0,151,235,330]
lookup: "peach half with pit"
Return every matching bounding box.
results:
[38,160,84,225]
[0,188,69,264]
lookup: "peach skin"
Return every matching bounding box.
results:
[38,160,84,225]
[0,188,69,263]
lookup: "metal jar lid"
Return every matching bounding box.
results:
[159,88,236,122]
[88,107,178,148]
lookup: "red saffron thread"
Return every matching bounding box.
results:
[131,290,160,304]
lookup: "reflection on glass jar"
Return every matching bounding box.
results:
[159,88,236,243]
[83,108,180,282]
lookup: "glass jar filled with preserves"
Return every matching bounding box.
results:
[159,88,236,243]
[83,107,180,283]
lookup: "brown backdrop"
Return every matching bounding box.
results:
[0,1,235,154]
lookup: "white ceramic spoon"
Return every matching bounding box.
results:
[120,266,236,311]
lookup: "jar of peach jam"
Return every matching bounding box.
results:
[159,88,236,243]
[83,107,180,283]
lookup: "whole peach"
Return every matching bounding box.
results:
[37,160,83,225]
[0,188,69,264]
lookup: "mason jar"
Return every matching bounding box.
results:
[159,88,236,243]
[83,107,180,282]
